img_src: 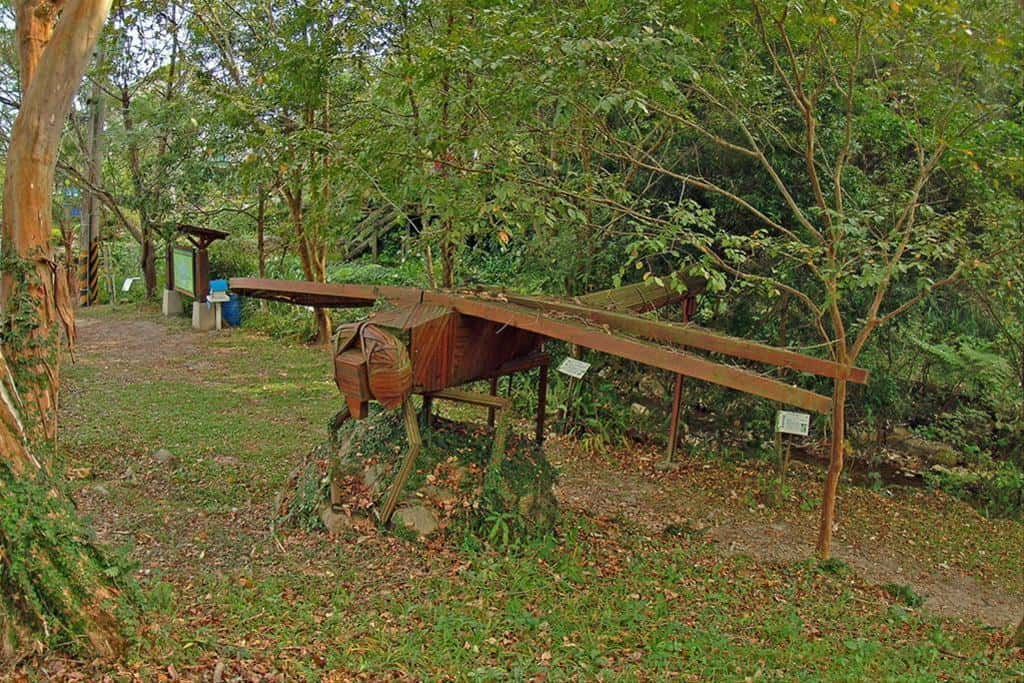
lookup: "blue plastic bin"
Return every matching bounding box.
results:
[222,293,242,327]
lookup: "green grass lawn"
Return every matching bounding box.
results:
[44,306,1022,681]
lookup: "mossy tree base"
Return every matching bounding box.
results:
[0,462,133,661]
[277,407,559,545]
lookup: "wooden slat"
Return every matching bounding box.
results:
[576,274,705,312]
[424,292,833,414]
[229,278,422,309]
[368,304,451,330]
[504,294,868,384]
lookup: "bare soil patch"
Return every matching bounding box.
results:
[551,437,1022,628]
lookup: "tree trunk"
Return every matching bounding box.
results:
[817,377,847,559]
[282,185,332,346]
[256,189,267,311]
[140,226,157,298]
[0,3,128,659]
[440,228,455,289]
[2,0,111,440]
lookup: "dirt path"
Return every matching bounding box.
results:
[72,313,1022,630]
[552,441,1022,628]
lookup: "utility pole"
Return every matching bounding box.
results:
[79,52,104,306]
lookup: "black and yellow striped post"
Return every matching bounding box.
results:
[78,250,88,306]
[87,240,99,305]
[79,240,100,306]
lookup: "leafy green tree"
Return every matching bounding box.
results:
[191,0,386,342]
[572,0,1021,556]
[386,0,1022,555]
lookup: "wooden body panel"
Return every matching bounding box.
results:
[410,311,456,392]
[410,312,542,392]
[424,291,834,414]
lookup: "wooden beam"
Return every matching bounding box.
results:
[505,293,868,384]
[425,292,833,414]
[229,277,423,309]
[425,388,512,410]
[667,374,685,460]
[380,399,422,526]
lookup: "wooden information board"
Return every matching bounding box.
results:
[173,247,195,297]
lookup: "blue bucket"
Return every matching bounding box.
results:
[222,293,242,327]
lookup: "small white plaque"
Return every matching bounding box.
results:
[121,277,139,292]
[776,410,810,436]
[557,357,591,379]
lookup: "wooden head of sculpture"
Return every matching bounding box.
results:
[333,322,413,419]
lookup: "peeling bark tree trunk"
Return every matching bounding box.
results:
[0,0,130,661]
[2,0,113,439]
[816,377,847,559]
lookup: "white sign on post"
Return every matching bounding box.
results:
[776,410,810,436]
[557,357,591,379]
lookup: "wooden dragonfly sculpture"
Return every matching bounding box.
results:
[231,275,868,524]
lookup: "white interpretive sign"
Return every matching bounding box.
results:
[775,410,811,436]
[557,357,591,379]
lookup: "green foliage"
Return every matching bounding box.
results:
[817,558,851,577]
[924,462,1024,521]
[0,464,138,656]
[884,583,925,609]
[207,238,258,281]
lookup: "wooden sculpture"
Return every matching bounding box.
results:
[231,274,870,525]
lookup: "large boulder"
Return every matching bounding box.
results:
[278,406,558,543]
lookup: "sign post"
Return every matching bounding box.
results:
[774,410,810,498]
[556,356,591,434]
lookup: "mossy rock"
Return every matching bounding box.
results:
[278,406,558,544]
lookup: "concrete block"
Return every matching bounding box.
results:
[192,301,217,331]
[162,289,184,316]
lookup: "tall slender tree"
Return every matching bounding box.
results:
[1,0,131,660]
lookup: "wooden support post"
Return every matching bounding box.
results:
[487,376,498,429]
[536,363,548,446]
[195,246,210,303]
[667,373,684,460]
[666,296,695,461]
[420,395,433,430]
[380,399,422,526]
[165,241,174,291]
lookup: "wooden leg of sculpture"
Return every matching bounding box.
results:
[483,402,510,497]
[380,399,422,526]
[487,377,498,429]
[329,404,352,511]
[535,364,548,446]
[420,395,433,430]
